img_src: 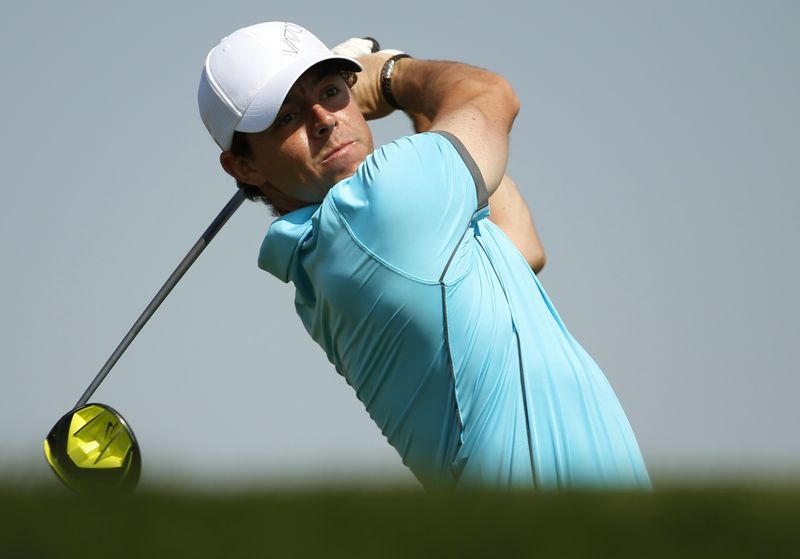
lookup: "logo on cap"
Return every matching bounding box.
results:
[282,22,303,56]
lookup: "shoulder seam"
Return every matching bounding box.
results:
[430,130,489,210]
[326,199,442,285]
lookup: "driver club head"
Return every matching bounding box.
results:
[43,403,141,495]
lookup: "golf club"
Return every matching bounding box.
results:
[43,35,382,494]
[44,189,247,494]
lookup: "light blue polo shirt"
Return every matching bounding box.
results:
[259,132,650,489]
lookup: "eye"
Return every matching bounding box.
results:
[275,112,295,128]
[323,86,340,98]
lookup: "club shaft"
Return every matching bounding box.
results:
[75,190,248,408]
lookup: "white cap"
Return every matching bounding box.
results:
[198,22,362,150]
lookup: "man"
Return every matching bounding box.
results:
[198,22,650,489]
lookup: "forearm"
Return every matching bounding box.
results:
[487,176,546,273]
[390,59,515,130]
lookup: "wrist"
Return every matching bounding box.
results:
[380,53,412,111]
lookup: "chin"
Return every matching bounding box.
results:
[329,160,364,184]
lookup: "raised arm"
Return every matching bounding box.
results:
[488,176,546,273]
[353,54,519,194]
[406,112,546,273]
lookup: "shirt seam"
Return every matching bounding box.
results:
[474,233,537,486]
[430,130,489,210]
[327,200,446,286]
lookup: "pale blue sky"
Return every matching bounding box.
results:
[1,0,798,488]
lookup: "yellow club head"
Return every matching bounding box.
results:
[44,403,141,494]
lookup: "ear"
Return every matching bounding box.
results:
[219,151,266,186]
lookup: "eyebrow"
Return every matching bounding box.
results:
[282,70,340,106]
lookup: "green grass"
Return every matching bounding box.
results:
[2,486,799,557]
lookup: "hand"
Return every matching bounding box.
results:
[331,37,380,58]
[333,38,400,120]
[349,50,403,121]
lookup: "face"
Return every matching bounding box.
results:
[222,66,373,213]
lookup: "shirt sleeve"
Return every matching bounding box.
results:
[329,132,487,281]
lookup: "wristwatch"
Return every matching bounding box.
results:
[380,53,412,110]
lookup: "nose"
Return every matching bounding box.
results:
[310,104,336,139]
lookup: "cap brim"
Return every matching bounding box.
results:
[237,54,362,135]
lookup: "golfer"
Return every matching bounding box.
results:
[198,22,650,489]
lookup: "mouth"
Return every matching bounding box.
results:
[321,140,356,164]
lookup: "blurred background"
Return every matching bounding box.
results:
[1,0,797,489]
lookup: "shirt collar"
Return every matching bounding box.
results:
[258,203,320,282]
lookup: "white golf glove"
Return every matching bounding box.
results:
[331,37,380,57]
[332,37,407,120]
